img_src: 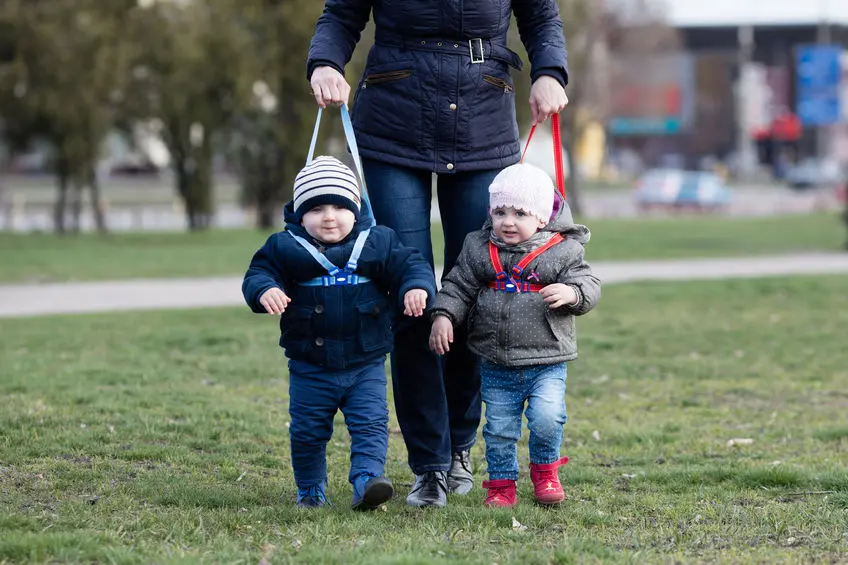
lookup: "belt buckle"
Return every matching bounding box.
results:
[468,38,484,64]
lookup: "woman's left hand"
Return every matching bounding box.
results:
[529,76,569,125]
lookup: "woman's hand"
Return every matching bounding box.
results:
[529,76,569,125]
[310,66,351,108]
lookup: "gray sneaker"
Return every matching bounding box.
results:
[406,471,448,508]
[447,450,474,494]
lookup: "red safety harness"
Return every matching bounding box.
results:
[488,114,568,294]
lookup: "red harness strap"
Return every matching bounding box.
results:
[487,234,565,293]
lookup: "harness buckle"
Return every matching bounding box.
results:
[469,38,484,64]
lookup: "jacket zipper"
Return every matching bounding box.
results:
[483,75,514,93]
[363,70,413,88]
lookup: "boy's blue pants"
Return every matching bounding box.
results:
[288,357,389,488]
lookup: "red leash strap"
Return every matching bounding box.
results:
[551,113,566,200]
[519,114,567,201]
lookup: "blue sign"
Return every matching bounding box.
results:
[609,117,682,136]
[796,45,842,126]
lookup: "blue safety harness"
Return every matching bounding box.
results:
[293,105,376,288]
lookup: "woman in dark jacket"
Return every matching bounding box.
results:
[307,0,569,508]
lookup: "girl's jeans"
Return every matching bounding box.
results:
[480,360,568,481]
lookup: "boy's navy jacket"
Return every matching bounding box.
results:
[307,0,569,174]
[242,202,437,369]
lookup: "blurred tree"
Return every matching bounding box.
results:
[227,1,374,229]
[125,0,253,230]
[0,0,136,233]
[510,0,679,216]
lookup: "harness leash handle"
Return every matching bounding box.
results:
[306,105,376,227]
[520,113,567,201]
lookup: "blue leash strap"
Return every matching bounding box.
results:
[305,105,375,227]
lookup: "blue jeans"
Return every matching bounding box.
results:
[480,360,568,481]
[362,158,500,473]
[288,357,388,487]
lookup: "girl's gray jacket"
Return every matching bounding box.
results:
[431,201,600,367]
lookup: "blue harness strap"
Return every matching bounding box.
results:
[291,229,372,287]
[306,105,375,228]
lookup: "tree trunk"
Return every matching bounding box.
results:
[563,128,583,217]
[69,181,83,233]
[53,158,69,234]
[88,167,107,233]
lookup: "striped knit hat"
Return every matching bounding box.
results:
[293,156,362,221]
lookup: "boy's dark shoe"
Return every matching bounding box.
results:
[447,450,474,494]
[352,474,394,511]
[296,483,329,508]
[406,471,448,508]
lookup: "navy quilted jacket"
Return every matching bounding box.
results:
[242,202,437,369]
[307,0,569,173]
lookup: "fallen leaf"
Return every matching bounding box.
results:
[236,471,247,482]
[292,539,302,550]
[622,473,636,479]
[511,517,528,532]
[727,438,754,447]
[592,430,601,442]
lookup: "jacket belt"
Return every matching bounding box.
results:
[374,32,524,71]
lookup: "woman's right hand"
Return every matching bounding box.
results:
[310,66,351,108]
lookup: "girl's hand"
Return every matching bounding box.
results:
[539,283,578,309]
[403,289,428,317]
[259,287,291,315]
[429,316,454,355]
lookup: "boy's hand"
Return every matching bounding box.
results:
[259,287,291,315]
[539,283,578,309]
[403,289,428,317]
[429,315,454,355]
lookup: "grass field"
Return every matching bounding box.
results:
[1,275,846,563]
[1,213,844,284]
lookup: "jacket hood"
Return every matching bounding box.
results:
[486,192,590,251]
[282,200,373,244]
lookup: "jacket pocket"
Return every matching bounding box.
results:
[544,308,575,345]
[364,70,413,86]
[468,65,518,149]
[353,61,422,148]
[482,74,514,93]
[356,298,393,353]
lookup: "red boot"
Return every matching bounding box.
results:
[529,456,569,505]
[482,479,517,508]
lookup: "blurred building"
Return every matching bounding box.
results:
[609,1,848,174]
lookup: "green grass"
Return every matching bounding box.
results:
[1,213,845,284]
[1,275,847,563]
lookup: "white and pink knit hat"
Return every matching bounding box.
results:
[488,163,555,224]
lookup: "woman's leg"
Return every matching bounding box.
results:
[437,168,501,452]
[361,158,452,479]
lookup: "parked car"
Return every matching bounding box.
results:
[784,158,844,190]
[634,169,732,212]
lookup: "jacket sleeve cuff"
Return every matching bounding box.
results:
[307,58,346,81]
[532,67,569,88]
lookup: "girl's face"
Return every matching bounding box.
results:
[301,204,356,243]
[491,206,545,244]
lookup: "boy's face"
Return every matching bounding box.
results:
[301,204,356,243]
[491,206,545,245]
